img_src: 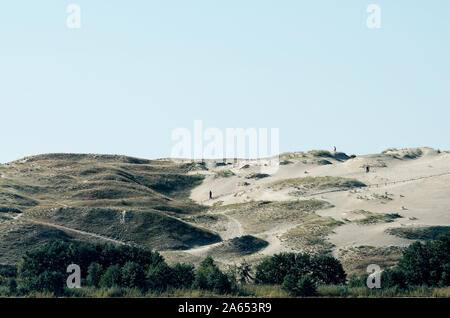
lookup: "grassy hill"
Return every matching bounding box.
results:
[0,154,220,265]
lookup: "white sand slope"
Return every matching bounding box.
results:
[185,148,450,264]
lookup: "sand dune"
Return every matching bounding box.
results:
[182,148,450,272]
[1,148,448,273]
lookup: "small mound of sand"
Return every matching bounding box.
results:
[209,235,269,257]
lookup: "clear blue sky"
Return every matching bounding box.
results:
[1,1,449,163]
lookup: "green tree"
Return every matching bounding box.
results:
[397,241,431,286]
[237,261,253,285]
[381,268,407,289]
[121,262,145,289]
[254,252,345,286]
[282,274,317,297]
[14,240,174,294]
[427,232,450,286]
[172,263,195,289]
[146,262,174,291]
[193,257,232,294]
[396,232,450,287]
[86,262,103,287]
[254,253,297,284]
[23,270,65,295]
[17,241,71,284]
[281,274,298,296]
[296,275,317,297]
[7,277,17,295]
[310,255,346,285]
[100,264,122,288]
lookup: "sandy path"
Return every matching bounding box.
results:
[258,223,299,256]
[183,209,244,257]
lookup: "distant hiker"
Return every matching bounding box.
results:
[334,146,336,152]
[366,166,370,173]
[209,190,213,200]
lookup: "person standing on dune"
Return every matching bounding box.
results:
[209,190,213,200]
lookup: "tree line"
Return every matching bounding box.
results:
[1,232,449,296]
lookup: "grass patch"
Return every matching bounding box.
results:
[403,148,423,159]
[225,200,332,234]
[308,150,334,158]
[317,285,450,298]
[246,173,270,179]
[337,246,404,277]
[353,210,402,225]
[0,206,22,214]
[242,284,289,297]
[3,284,448,298]
[316,159,332,165]
[359,159,387,168]
[269,176,366,195]
[386,226,450,240]
[0,223,82,265]
[371,192,394,201]
[382,148,423,160]
[211,201,252,211]
[309,150,350,161]
[0,191,39,208]
[281,216,344,253]
[26,207,222,251]
[214,170,235,178]
[181,213,228,233]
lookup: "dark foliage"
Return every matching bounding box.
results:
[282,274,317,297]
[254,253,346,286]
[99,264,122,288]
[146,262,175,291]
[121,262,146,289]
[17,241,163,294]
[396,232,450,287]
[172,263,195,289]
[350,233,450,289]
[193,257,232,294]
[86,262,103,287]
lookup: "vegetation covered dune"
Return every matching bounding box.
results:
[0,154,220,265]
